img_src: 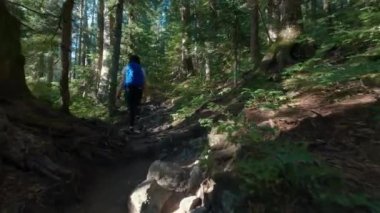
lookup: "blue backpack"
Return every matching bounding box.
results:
[124,62,145,87]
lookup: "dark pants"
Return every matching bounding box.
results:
[125,85,143,127]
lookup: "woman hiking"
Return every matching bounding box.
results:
[116,55,146,133]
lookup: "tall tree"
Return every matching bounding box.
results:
[98,5,112,99]
[280,0,303,40]
[96,0,105,93]
[60,0,74,114]
[81,0,89,66]
[180,0,194,75]
[267,0,281,41]
[248,0,261,65]
[310,0,318,18]
[323,0,330,13]
[108,0,124,114]
[47,52,54,85]
[77,0,84,67]
[0,0,30,98]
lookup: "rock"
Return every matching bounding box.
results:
[196,179,216,208]
[147,160,189,192]
[208,173,249,213]
[129,180,173,213]
[177,196,202,213]
[190,207,207,213]
[211,145,240,161]
[362,73,380,87]
[188,164,204,193]
[208,128,230,150]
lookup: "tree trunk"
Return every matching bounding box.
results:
[260,0,307,75]
[98,6,112,100]
[310,0,317,18]
[248,0,261,65]
[323,0,330,13]
[180,0,194,76]
[37,53,45,80]
[0,0,30,98]
[77,0,84,67]
[60,0,74,114]
[204,46,211,82]
[108,0,123,115]
[81,0,88,66]
[47,52,54,85]
[128,0,136,53]
[267,0,281,41]
[279,0,302,40]
[233,10,239,86]
[96,0,104,94]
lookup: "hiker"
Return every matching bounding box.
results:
[117,55,146,133]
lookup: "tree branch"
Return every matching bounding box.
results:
[7,0,59,19]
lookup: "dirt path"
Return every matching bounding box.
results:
[63,103,204,213]
[65,160,152,213]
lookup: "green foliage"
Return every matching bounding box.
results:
[27,80,61,106]
[241,88,288,109]
[236,126,380,211]
[70,96,107,119]
[27,80,107,119]
[171,94,208,121]
[283,59,380,91]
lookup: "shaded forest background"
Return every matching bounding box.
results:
[8,0,378,118]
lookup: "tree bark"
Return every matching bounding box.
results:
[108,0,123,115]
[60,0,74,114]
[97,5,112,100]
[77,0,84,67]
[248,0,261,65]
[267,0,281,41]
[180,0,194,76]
[37,53,45,80]
[96,0,104,94]
[81,0,88,66]
[279,0,302,40]
[47,52,54,85]
[323,0,330,13]
[0,0,30,98]
[310,0,317,18]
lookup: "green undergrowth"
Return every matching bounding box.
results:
[235,125,380,212]
[170,77,229,121]
[27,80,107,119]
[283,3,380,92]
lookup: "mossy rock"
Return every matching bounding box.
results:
[361,73,380,87]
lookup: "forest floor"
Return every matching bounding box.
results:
[245,82,380,198]
[64,81,380,212]
[0,80,379,212]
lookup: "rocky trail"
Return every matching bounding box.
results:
[64,102,208,213]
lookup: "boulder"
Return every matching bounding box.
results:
[190,207,207,213]
[147,160,189,192]
[208,128,230,150]
[174,196,202,213]
[129,180,173,213]
[208,173,249,213]
[188,164,204,193]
